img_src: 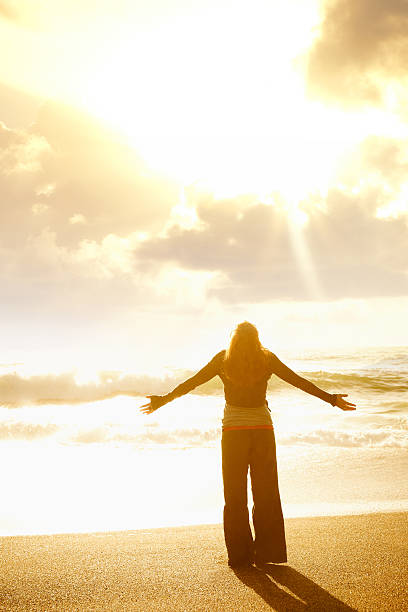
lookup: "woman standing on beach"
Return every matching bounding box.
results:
[140,321,356,568]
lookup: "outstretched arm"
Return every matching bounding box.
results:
[271,354,356,411]
[140,352,222,415]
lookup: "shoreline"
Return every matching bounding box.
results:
[2,503,408,540]
[1,511,407,611]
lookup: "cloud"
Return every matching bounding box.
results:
[306,0,408,107]
[1,95,408,356]
[0,83,43,129]
[137,166,408,301]
[0,102,195,338]
[305,188,408,298]
[338,135,408,187]
[0,122,50,175]
[0,102,179,250]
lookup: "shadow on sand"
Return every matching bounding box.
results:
[232,564,357,611]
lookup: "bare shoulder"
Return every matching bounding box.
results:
[263,349,279,371]
[212,349,226,366]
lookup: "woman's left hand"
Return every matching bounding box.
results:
[140,395,165,414]
[334,394,356,410]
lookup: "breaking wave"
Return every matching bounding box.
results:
[303,370,408,393]
[278,425,408,449]
[2,419,407,449]
[0,371,197,407]
[0,421,58,440]
[69,424,408,449]
[70,425,221,447]
[1,366,407,407]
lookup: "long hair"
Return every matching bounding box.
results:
[223,321,268,385]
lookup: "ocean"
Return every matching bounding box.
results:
[0,346,407,536]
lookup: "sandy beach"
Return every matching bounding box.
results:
[0,512,406,611]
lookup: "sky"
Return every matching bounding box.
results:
[1,0,408,372]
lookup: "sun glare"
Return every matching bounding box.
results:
[80,35,404,219]
[3,0,407,217]
[74,2,334,204]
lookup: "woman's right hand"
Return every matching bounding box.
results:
[334,394,356,411]
[140,395,165,415]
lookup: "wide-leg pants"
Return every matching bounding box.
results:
[221,428,287,565]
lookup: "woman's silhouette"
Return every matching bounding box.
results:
[140,321,356,568]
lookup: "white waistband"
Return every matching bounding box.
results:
[222,402,273,428]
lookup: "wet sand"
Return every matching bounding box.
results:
[0,512,407,611]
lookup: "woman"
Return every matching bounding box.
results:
[140,321,356,568]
